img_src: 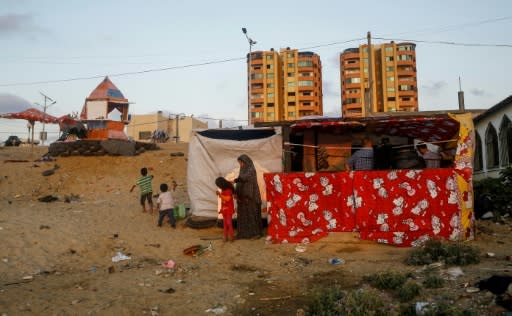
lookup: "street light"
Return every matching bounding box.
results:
[242,27,256,125]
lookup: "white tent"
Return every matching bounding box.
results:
[187,128,283,218]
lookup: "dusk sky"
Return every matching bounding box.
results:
[1,0,511,136]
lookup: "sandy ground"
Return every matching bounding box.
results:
[0,143,511,315]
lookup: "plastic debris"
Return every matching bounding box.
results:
[295,245,306,253]
[161,259,176,269]
[205,306,226,315]
[111,251,131,262]
[328,257,345,265]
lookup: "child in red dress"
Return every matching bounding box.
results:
[215,177,235,242]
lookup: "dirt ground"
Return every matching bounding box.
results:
[0,143,511,315]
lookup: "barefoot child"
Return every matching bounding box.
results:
[156,183,176,228]
[215,177,235,242]
[130,167,154,214]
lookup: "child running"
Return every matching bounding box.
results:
[215,177,235,242]
[130,167,154,214]
[156,183,176,228]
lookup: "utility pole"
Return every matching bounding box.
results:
[366,31,374,116]
[175,114,180,143]
[37,92,56,146]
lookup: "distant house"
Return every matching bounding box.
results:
[126,111,207,143]
[473,95,512,180]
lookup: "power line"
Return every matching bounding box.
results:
[0,38,367,87]
[373,37,512,48]
[378,15,512,37]
[0,57,245,87]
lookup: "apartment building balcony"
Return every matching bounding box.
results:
[343,61,360,69]
[398,90,417,97]
[344,92,362,99]
[397,77,416,85]
[397,70,416,77]
[298,95,316,102]
[344,82,362,90]
[343,103,364,111]
[250,97,264,104]
[397,59,415,66]
[399,100,417,108]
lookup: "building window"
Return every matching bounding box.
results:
[300,72,312,76]
[397,54,414,61]
[398,45,415,51]
[399,85,414,91]
[267,103,274,107]
[362,58,368,64]
[251,112,263,118]
[385,56,394,62]
[288,63,294,68]
[401,97,411,101]
[387,76,395,81]
[345,98,361,105]
[288,102,296,107]
[251,73,263,80]
[386,66,395,72]
[346,60,357,64]
[267,112,274,119]
[298,80,314,86]
[344,78,361,84]
[287,82,296,87]
[266,73,274,79]
[474,132,483,171]
[266,54,273,60]
[344,69,359,74]
[288,92,296,96]
[139,131,152,140]
[288,112,295,117]
[267,93,274,98]
[302,91,312,96]
[387,87,395,92]
[266,64,273,69]
[287,72,294,77]
[485,123,500,168]
[297,61,313,67]
[287,53,294,58]
[385,46,393,52]
[499,115,512,167]
[251,93,263,99]
[252,103,262,108]
[387,97,396,101]
[267,83,274,88]
[302,102,311,106]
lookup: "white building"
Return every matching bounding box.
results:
[473,95,512,180]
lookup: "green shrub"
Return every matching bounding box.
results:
[306,287,399,316]
[397,281,421,302]
[474,167,512,216]
[422,275,445,288]
[363,271,410,290]
[306,287,344,316]
[405,239,480,266]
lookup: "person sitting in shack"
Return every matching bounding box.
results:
[416,143,442,168]
[345,137,374,171]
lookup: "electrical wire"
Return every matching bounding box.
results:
[373,37,512,48]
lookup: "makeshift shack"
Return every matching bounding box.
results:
[260,112,475,247]
[187,128,283,218]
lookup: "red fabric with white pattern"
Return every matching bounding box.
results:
[264,169,462,247]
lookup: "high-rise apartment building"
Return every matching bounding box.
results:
[247,48,323,124]
[340,42,418,118]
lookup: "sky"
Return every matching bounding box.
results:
[1,0,511,140]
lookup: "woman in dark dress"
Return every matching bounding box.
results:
[234,154,262,239]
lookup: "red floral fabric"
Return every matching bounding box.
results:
[264,169,463,247]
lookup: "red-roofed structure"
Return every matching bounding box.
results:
[79,77,130,140]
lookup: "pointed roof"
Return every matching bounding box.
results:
[87,76,128,102]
